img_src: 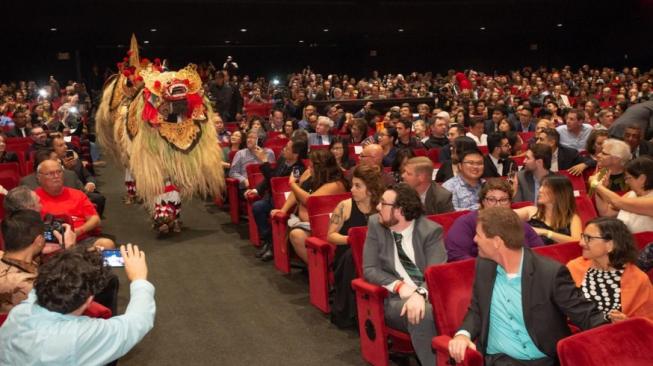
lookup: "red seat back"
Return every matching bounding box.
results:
[518,132,535,143]
[557,317,653,366]
[425,259,476,336]
[413,148,427,157]
[0,193,5,222]
[245,163,274,190]
[270,177,291,209]
[558,170,587,194]
[306,193,351,240]
[309,144,329,151]
[575,195,597,227]
[634,231,653,250]
[227,150,238,162]
[478,145,489,155]
[348,226,368,278]
[427,210,470,236]
[533,241,582,264]
[511,201,532,209]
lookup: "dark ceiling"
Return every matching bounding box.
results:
[2,0,651,81]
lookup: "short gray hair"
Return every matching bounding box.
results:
[4,186,39,214]
[317,116,334,128]
[603,138,632,166]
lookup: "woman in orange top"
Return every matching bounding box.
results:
[567,217,653,322]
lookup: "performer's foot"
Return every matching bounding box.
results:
[123,195,135,205]
[158,223,170,234]
[172,220,182,233]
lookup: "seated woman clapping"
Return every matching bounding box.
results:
[514,175,582,244]
[271,149,349,263]
[592,156,653,233]
[326,164,384,328]
[567,217,653,322]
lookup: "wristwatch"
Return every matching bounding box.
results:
[414,287,428,299]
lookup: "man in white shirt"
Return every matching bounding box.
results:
[363,183,447,366]
[556,108,593,151]
[466,119,488,146]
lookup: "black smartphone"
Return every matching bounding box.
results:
[102,250,125,267]
[65,149,75,159]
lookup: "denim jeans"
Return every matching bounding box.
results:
[252,198,273,242]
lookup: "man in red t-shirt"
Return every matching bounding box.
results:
[35,160,114,249]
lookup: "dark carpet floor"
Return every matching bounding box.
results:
[95,161,412,366]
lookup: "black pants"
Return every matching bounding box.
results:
[330,246,357,329]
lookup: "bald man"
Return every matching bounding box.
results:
[348,144,396,187]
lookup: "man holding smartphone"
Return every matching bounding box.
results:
[0,244,155,365]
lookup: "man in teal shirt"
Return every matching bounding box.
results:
[0,244,155,365]
[448,207,606,365]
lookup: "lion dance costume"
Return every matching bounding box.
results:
[96,36,224,234]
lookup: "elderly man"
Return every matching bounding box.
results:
[34,159,114,249]
[448,207,606,365]
[446,179,543,262]
[308,116,334,146]
[363,183,446,366]
[556,108,593,151]
[401,157,454,214]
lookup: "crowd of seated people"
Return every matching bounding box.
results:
[3,63,653,364]
[216,64,653,365]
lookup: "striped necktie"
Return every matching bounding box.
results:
[392,232,423,285]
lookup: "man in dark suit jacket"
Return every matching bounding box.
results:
[401,156,454,214]
[448,207,607,365]
[307,116,334,147]
[537,128,587,171]
[363,183,447,366]
[483,106,508,135]
[513,144,552,203]
[483,132,516,178]
[248,138,307,261]
[622,124,653,159]
[6,110,30,138]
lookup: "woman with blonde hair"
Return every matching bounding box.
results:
[514,175,582,244]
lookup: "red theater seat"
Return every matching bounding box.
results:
[427,210,470,235]
[244,163,276,246]
[271,177,293,274]
[558,170,587,195]
[425,260,484,366]
[427,148,440,164]
[304,193,352,313]
[349,226,415,366]
[557,317,653,366]
[533,241,582,264]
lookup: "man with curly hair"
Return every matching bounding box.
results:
[363,183,447,366]
[0,244,155,365]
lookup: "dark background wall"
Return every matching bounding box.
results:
[2,0,651,83]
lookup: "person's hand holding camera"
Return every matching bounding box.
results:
[121,244,148,282]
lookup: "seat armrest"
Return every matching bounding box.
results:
[305,236,332,253]
[271,211,289,221]
[245,192,261,203]
[432,335,483,366]
[351,278,389,299]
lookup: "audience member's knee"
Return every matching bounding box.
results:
[94,238,116,249]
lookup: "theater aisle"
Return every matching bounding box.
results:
[97,161,375,366]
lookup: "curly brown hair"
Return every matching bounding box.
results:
[352,164,384,208]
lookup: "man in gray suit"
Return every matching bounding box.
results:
[402,156,454,215]
[20,149,84,191]
[513,144,552,203]
[307,116,334,147]
[363,183,447,366]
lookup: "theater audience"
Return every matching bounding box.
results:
[327,164,383,328]
[483,132,516,178]
[514,175,582,244]
[353,144,396,187]
[347,118,368,144]
[363,183,445,366]
[514,106,535,132]
[35,159,114,249]
[557,108,593,151]
[443,149,485,211]
[272,149,348,263]
[378,127,398,167]
[250,138,307,261]
[412,120,428,144]
[594,138,631,193]
[229,129,275,189]
[448,207,607,365]
[568,217,653,321]
[536,127,587,172]
[435,136,477,183]
[438,123,467,163]
[423,112,449,149]
[594,109,615,130]
[0,244,154,366]
[307,116,334,146]
[592,156,653,233]
[0,133,18,163]
[330,136,352,171]
[446,178,543,262]
[401,156,454,214]
[395,119,423,149]
[568,129,609,176]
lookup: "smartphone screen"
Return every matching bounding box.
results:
[102,250,125,267]
[43,229,55,242]
[65,149,75,159]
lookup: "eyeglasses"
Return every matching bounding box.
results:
[379,201,396,208]
[462,161,484,167]
[484,197,511,205]
[581,233,608,243]
[39,170,64,178]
